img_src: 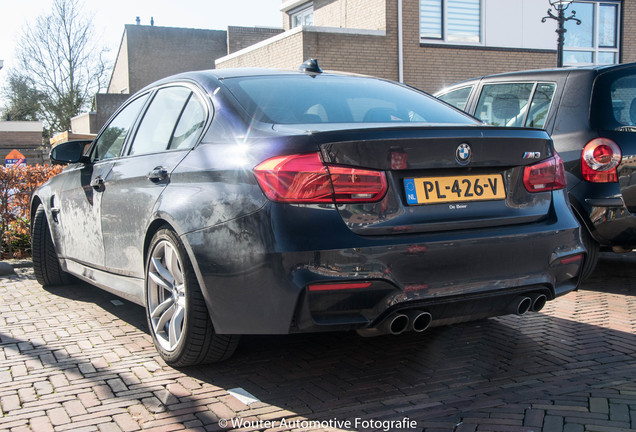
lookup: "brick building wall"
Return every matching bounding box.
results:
[302,30,395,78]
[227,26,285,54]
[218,1,396,76]
[313,0,385,30]
[406,47,556,93]
[0,122,46,165]
[622,0,636,63]
[108,33,130,94]
[217,29,305,69]
[108,25,227,95]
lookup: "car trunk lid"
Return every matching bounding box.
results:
[309,125,558,235]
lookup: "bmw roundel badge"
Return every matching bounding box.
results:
[456,143,472,165]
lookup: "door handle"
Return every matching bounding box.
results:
[147,166,168,182]
[90,176,105,191]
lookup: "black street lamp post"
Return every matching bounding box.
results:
[542,0,581,67]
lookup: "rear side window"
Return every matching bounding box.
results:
[592,70,636,130]
[223,75,475,125]
[129,86,192,156]
[475,82,556,129]
[169,94,207,150]
[526,83,556,129]
[437,86,473,110]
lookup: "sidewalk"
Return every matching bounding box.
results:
[0,254,635,432]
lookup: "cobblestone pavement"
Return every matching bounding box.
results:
[0,254,635,432]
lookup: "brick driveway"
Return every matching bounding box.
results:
[1,254,635,432]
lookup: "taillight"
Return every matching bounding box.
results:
[581,138,621,183]
[523,152,567,193]
[253,153,387,203]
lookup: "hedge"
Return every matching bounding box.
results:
[0,164,63,258]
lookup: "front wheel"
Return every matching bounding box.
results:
[145,228,239,366]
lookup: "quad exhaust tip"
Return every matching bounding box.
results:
[385,313,410,335]
[357,310,432,337]
[405,310,433,332]
[508,296,532,315]
[528,293,547,312]
[508,293,548,315]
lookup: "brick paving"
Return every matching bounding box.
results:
[0,253,635,432]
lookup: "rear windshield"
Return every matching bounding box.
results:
[222,74,476,125]
[592,69,636,131]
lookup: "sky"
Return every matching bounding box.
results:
[0,0,283,95]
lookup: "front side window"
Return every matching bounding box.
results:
[291,3,314,28]
[437,86,474,110]
[564,1,620,66]
[91,94,149,162]
[420,0,481,43]
[475,82,556,129]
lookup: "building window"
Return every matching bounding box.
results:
[564,1,620,65]
[291,3,314,28]
[420,0,481,43]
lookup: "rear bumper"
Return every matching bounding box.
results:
[183,193,584,335]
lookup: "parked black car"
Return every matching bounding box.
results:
[436,63,636,279]
[32,63,584,366]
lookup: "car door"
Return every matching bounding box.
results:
[54,94,149,267]
[100,84,209,278]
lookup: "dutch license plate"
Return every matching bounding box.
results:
[404,174,506,205]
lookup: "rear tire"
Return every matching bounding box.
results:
[145,228,239,366]
[579,225,599,281]
[31,204,73,286]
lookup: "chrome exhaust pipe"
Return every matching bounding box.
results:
[507,296,532,315]
[405,310,432,332]
[383,313,409,335]
[528,293,547,312]
[356,312,409,337]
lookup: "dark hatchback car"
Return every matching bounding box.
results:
[32,64,584,366]
[435,63,636,279]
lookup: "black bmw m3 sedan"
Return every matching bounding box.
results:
[32,62,584,365]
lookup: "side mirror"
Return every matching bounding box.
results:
[50,140,92,165]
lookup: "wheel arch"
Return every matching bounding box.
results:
[568,192,595,238]
[30,195,44,228]
[142,218,213,320]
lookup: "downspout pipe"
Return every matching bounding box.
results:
[398,0,404,83]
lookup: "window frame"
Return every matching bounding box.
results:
[290,2,314,28]
[563,1,621,66]
[419,0,483,45]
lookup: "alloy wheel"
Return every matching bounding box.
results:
[147,239,186,351]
